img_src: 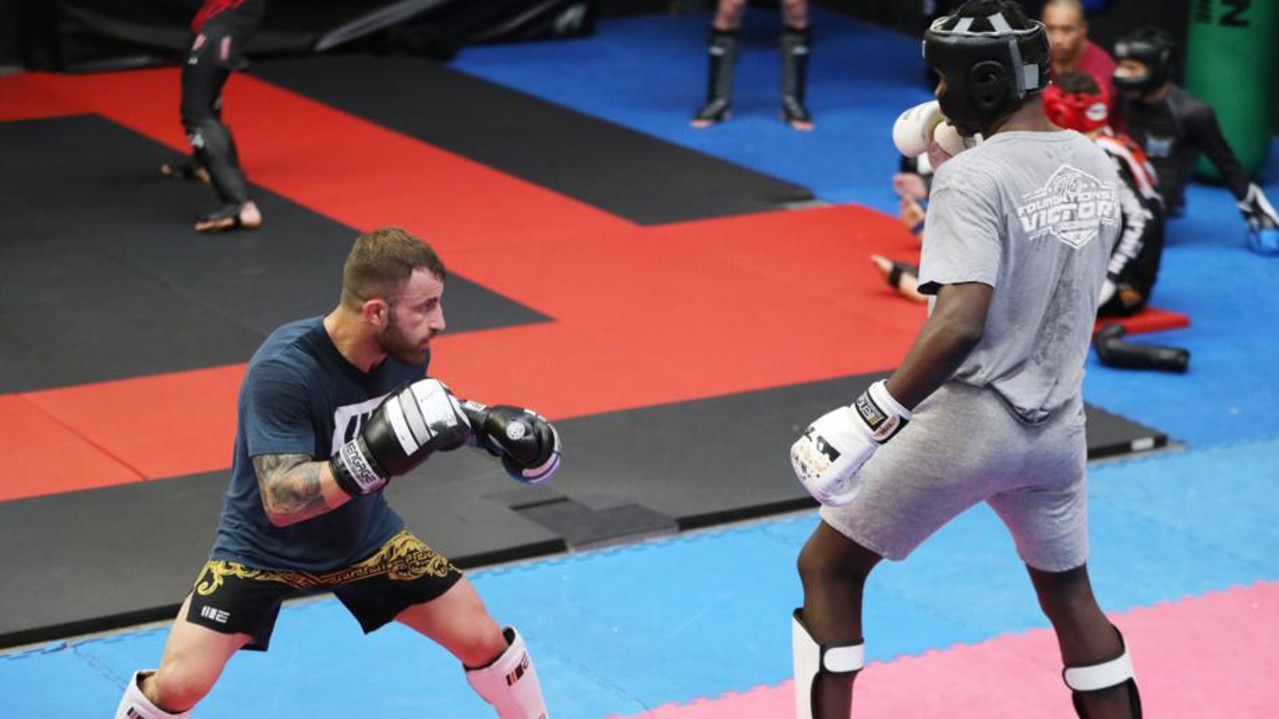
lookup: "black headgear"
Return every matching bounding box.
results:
[923,2,1050,135]
[1113,26,1176,95]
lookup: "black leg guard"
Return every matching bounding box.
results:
[189,118,250,206]
[693,29,739,125]
[1094,324,1190,373]
[780,26,812,127]
[1063,628,1143,719]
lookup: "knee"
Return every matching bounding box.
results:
[149,660,215,713]
[454,612,508,669]
[714,0,747,26]
[780,0,809,26]
[797,541,863,595]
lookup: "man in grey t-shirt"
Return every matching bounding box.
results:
[787,2,1143,718]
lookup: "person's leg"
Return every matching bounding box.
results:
[794,521,882,719]
[1027,565,1142,718]
[692,0,746,128]
[779,0,814,130]
[180,30,260,232]
[396,578,548,719]
[114,594,253,717]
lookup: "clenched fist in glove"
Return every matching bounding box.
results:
[891,100,979,168]
[790,380,911,506]
[330,378,471,497]
[460,400,562,484]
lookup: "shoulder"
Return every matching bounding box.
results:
[247,318,326,384]
[1081,41,1117,73]
[252,318,322,366]
[1170,87,1216,123]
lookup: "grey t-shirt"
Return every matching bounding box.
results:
[918,130,1121,423]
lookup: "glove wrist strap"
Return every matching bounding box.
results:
[330,439,388,496]
[855,380,911,443]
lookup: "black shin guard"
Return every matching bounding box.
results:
[189,119,250,206]
[693,29,739,124]
[1063,628,1143,719]
[780,26,812,125]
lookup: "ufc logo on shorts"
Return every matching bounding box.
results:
[200,605,230,624]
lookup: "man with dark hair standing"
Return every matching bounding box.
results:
[1042,0,1115,110]
[1112,25,1279,254]
[789,2,1143,717]
[114,227,561,719]
[162,0,265,233]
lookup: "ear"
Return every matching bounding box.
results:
[361,298,391,327]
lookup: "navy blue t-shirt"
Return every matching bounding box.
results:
[211,316,428,572]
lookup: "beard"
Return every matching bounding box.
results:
[378,316,429,366]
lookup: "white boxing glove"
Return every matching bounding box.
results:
[893,100,981,171]
[790,380,911,506]
[892,100,947,158]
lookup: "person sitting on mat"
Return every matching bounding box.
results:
[114,227,562,719]
[875,73,1167,318]
[1112,25,1279,255]
[160,0,265,233]
[691,0,815,130]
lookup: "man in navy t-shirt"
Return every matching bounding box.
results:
[116,227,562,719]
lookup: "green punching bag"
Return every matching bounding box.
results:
[1185,0,1278,180]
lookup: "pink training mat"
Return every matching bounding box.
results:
[612,581,1279,719]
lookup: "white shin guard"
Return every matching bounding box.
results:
[1062,628,1142,719]
[792,609,864,719]
[465,627,548,719]
[114,671,191,719]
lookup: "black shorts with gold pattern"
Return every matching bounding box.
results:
[185,529,462,650]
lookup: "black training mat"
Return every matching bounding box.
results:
[0,115,547,393]
[255,54,815,225]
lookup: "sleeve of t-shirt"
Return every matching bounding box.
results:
[917,163,1003,295]
[243,358,317,459]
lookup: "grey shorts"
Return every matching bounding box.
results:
[819,381,1089,572]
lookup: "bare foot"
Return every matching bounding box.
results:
[160,161,211,183]
[195,201,262,233]
[691,101,731,129]
[899,197,926,236]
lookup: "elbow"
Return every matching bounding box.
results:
[264,508,296,528]
[948,318,985,352]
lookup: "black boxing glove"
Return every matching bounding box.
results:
[460,399,562,484]
[329,379,471,496]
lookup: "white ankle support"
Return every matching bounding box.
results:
[465,627,548,719]
[114,671,191,719]
[792,610,864,719]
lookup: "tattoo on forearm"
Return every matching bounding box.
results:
[253,454,327,520]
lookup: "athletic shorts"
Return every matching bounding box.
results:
[185,529,462,650]
[820,381,1090,572]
